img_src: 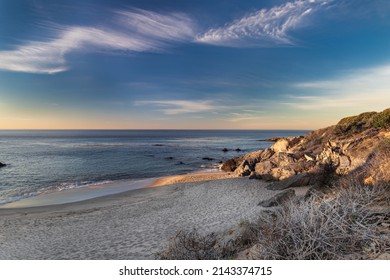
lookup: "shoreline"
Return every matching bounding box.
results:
[0,169,233,209]
[0,176,309,259]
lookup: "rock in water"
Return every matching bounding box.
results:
[0,162,6,168]
[202,157,214,161]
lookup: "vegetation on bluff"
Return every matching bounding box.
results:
[335,108,390,135]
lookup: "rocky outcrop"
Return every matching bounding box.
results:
[224,108,390,187]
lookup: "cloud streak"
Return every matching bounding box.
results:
[288,64,390,111]
[0,2,333,74]
[0,9,195,74]
[197,0,330,46]
[135,100,223,115]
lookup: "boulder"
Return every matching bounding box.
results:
[272,152,296,168]
[267,173,312,191]
[241,150,264,169]
[260,148,274,160]
[258,189,296,207]
[222,148,229,152]
[271,136,302,153]
[235,161,251,176]
[0,162,6,168]
[271,138,289,153]
[254,161,274,175]
[221,157,240,172]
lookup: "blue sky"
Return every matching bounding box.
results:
[1,0,390,129]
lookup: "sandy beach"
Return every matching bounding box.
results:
[0,173,308,259]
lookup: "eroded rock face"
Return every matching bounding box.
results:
[223,108,390,187]
[234,161,251,177]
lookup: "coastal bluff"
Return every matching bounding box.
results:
[223,108,390,189]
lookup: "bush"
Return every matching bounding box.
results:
[159,183,390,260]
[158,230,220,260]
[335,112,376,135]
[372,108,390,129]
[334,108,390,135]
[254,184,390,259]
[158,221,258,260]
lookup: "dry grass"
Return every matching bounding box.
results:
[159,183,390,260]
[157,221,258,260]
[158,230,221,260]
[254,184,390,259]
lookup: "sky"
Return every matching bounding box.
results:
[1,0,390,130]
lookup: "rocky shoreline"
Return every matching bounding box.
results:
[159,108,390,260]
[222,108,390,190]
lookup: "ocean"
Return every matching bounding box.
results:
[0,130,309,206]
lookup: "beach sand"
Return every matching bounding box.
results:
[148,171,235,187]
[0,174,309,259]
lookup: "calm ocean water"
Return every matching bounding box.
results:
[0,130,309,205]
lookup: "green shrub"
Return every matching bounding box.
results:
[335,112,376,135]
[335,108,390,135]
[372,109,390,129]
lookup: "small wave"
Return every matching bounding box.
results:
[200,163,222,170]
[51,180,114,192]
[75,143,130,148]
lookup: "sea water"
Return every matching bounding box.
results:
[0,130,309,206]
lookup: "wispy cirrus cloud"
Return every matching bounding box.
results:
[225,112,263,122]
[135,100,223,115]
[287,64,390,111]
[116,9,195,42]
[0,2,334,74]
[197,0,331,47]
[0,9,195,74]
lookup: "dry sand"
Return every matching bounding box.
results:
[148,171,235,187]
[0,174,309,259]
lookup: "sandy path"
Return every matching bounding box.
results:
[0,178,308,259]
